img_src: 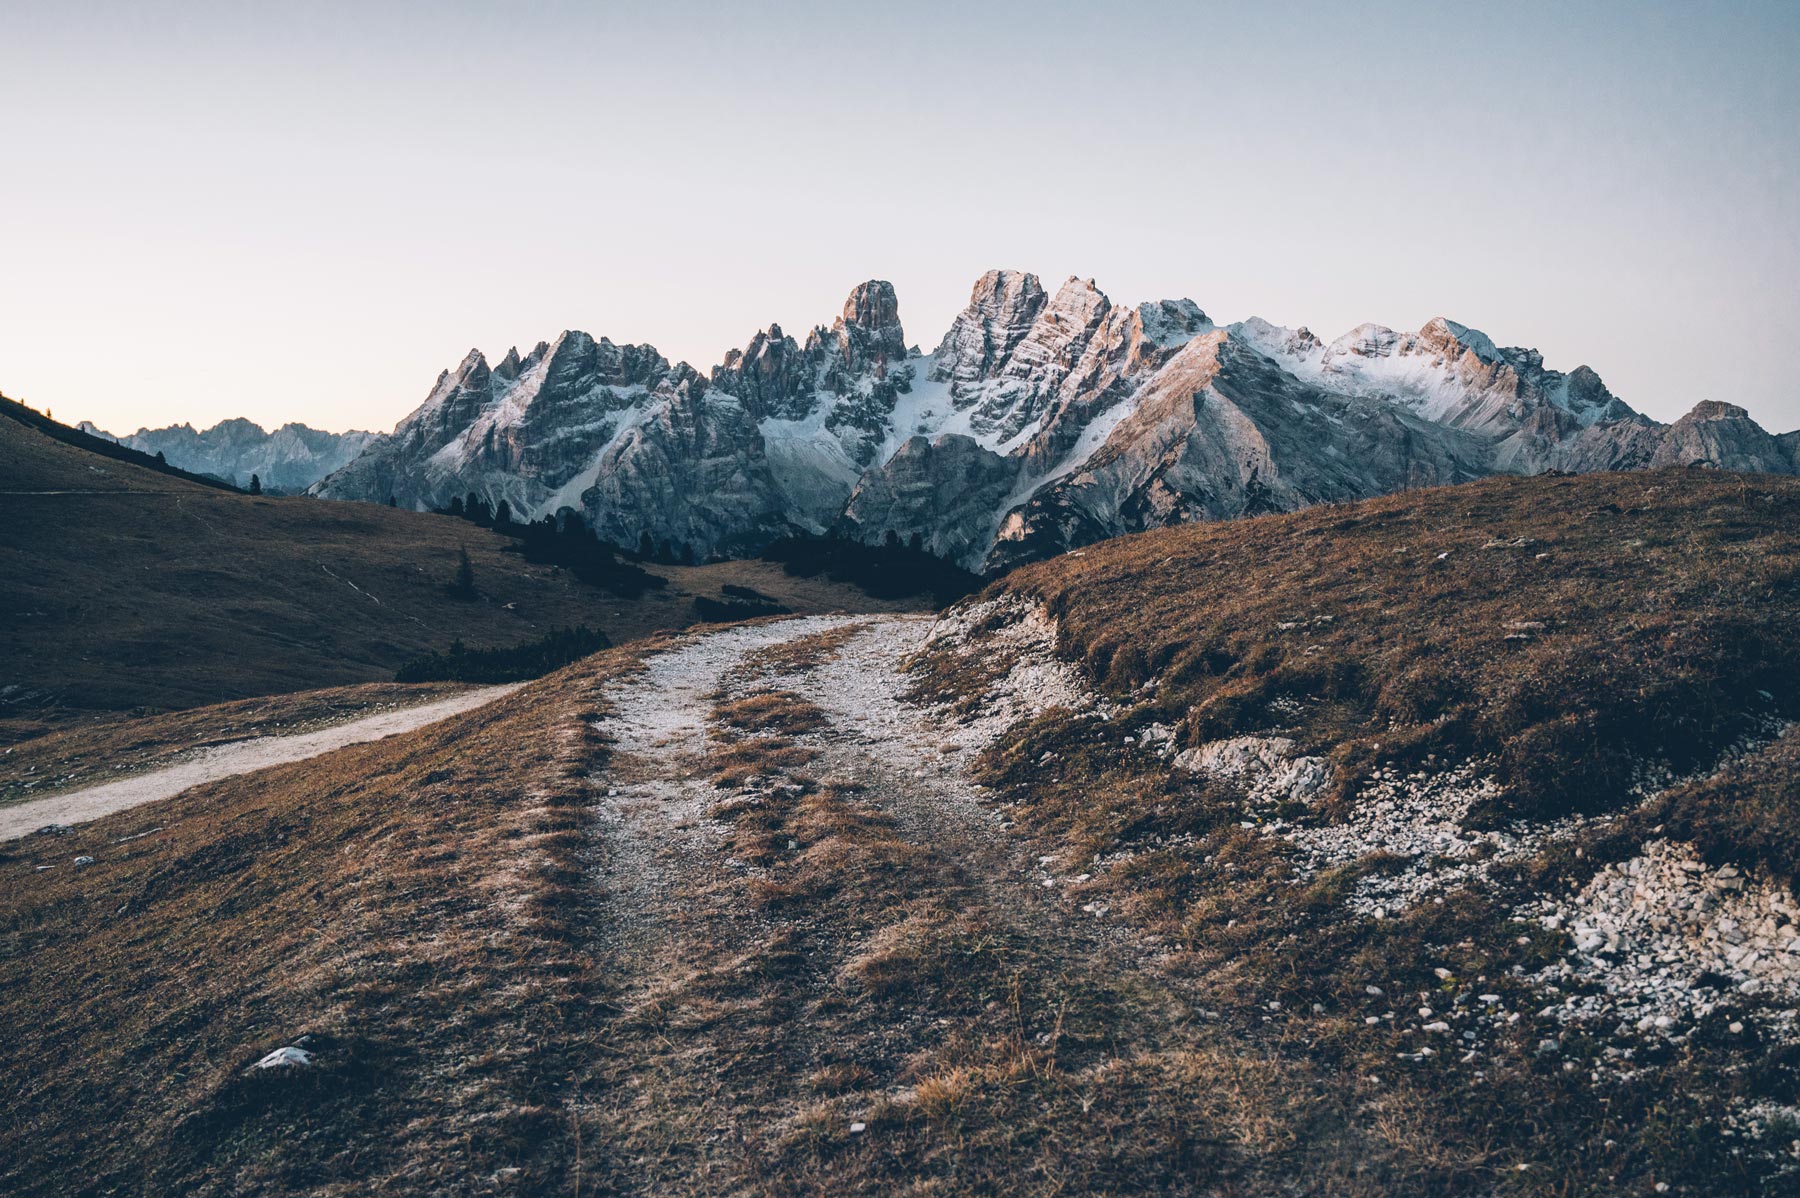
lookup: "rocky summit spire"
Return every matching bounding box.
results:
[930,270,1048,386]
[835,280,906,374]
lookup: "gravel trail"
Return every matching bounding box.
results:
[586,615,870,970]
[587,610,1138,981]
[0,683,523,840]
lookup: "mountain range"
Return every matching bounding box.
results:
[304,270,1800,570]
[81,418,376,492]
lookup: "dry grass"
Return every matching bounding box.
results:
[1646,726,1800,886]
[994,470,1800,824]
[889,470,1800,1196]
[738,622,865,675]
[712,689,830,736]
[0,646,638,1196]
[7,469,1795,1196]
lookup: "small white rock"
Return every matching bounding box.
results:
[254,1046,314,1070]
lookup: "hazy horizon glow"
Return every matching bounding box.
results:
[3,0,1797,436]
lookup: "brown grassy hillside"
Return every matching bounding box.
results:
[0,645,633,1197]
[986,469,1800,824]
[0,410,926,734]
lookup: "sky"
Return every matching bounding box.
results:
[2,0,1796,436]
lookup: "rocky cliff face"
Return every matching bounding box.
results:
[977,332,1491,570]
[82,419,375,491]
[311,271,1799,570]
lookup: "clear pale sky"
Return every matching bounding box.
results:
[3,0,1796,435]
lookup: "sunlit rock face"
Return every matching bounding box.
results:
[313,272,1799,569]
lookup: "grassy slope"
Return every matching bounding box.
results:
[0,647,635,1197]
[0,391,240,492]
[4,469,1796,1197]
[892,469,1800,1195]
[989,469,1800,824]
[0,413,925,733]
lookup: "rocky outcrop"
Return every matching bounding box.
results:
[923,274,1209,452]
[985,332,1488,569]
[314,333,673,515]
[930,270,1048,390]
[1651,401,1798,473]
[309,270,1798,569]
[83,418,376,491]
[576,374,790,556]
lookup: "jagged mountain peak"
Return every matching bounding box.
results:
[84,417,376,490]
[1134,298,1212,345]
[830,279,907,378]
[1231,316,1324,362]
[309,269,1795,570]
[1416,316,1504,363]
[838,279,902,335]
[930,271,1049,386]
[1681,400,1755,423]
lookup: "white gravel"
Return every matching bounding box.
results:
[917,597,1113,750]
[1524,839,1800,1042]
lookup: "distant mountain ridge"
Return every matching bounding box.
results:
[82,418,375,491]
[304,270,1800,569]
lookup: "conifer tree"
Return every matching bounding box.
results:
[447,547,477,600]
[249,473,262,495]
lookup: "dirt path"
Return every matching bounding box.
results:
[575,614,1170,1193]
[757,616,1087,917]
[0,683,523,840]
[587,616,870,972]
[588,611,1137,981]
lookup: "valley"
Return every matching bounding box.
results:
[0,401,934,738]
[11,6,1797,1193]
